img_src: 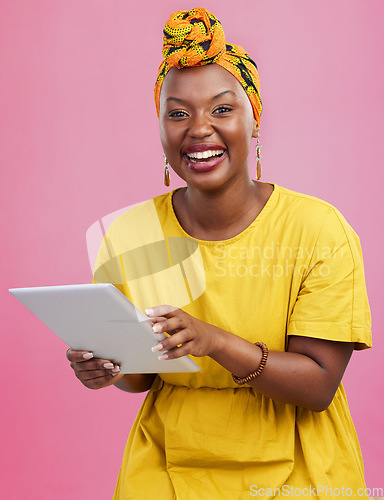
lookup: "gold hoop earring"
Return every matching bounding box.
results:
[256,131,262,180]
[163,154,170,187]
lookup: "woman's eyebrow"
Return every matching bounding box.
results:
[211,90,236,100]
[166,97,185,104]
[165,90,236,105]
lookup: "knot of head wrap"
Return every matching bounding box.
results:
[154,7,262,125]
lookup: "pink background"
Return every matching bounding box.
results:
[1,1,383,497]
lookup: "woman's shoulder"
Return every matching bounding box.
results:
[273,183,355,236]
[275,184,337,212]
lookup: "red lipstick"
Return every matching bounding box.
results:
[182,143,227,172]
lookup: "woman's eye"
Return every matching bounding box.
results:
[169,110,189,118]
[213,106,232,114]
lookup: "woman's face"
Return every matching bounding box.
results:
[159,63,258,192]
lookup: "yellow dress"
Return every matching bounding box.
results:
[93,183,372,500]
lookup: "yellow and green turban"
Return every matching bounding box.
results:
[154,7,262,125]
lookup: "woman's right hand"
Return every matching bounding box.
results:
[66,348,124,390]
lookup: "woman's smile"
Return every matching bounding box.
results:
[182,143,228,172]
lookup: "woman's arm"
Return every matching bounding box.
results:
[113,373,157,393]
[66,349,156,393]
[147,306,354,411]
[211,332,353,411]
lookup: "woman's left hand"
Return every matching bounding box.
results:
[145,305,222,359]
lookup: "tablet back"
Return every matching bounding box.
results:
[9,283,200,374]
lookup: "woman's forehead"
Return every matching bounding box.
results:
[160,64,247,102]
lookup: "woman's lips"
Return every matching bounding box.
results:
[183,150,227,172]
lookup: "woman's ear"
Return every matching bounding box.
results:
[251,120,259,138]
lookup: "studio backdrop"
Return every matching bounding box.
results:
[1,1,383,498]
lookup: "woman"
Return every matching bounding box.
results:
[67,8,372,499]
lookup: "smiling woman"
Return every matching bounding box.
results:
[66,7,372,499]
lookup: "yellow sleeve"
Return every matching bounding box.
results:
[287,208,372,350]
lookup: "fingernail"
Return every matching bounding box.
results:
[103,362,114,369]
[83,352,93,360]
[158,353,169,360]
[145,308,154,316]
[151,343,163,352]
[112,365,120,373]
[152,324,162,333]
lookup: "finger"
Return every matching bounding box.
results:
[152,316,185,336]
[66,348,94,362]
[145,305,179,317]
[71,359,120,373]
[158,342,192,360]
[149,315,168,324]
[81,373,123,390]
[77,369,120,382]
[152,329,191,353]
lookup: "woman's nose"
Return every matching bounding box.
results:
[188,112,214,139]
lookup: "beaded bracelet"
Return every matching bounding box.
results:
[231,342,269,385]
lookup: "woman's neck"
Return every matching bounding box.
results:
[172,178,272,241]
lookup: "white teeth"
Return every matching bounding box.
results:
[187,149,225,160]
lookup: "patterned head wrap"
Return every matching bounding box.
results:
[154,7,262,125]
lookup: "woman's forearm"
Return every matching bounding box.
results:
[211,329,353,411]
[114,373,157,393]
[146,306,354,411]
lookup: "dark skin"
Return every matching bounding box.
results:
[67,64,354,410]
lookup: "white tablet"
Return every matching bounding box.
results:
[9,283,201,374]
